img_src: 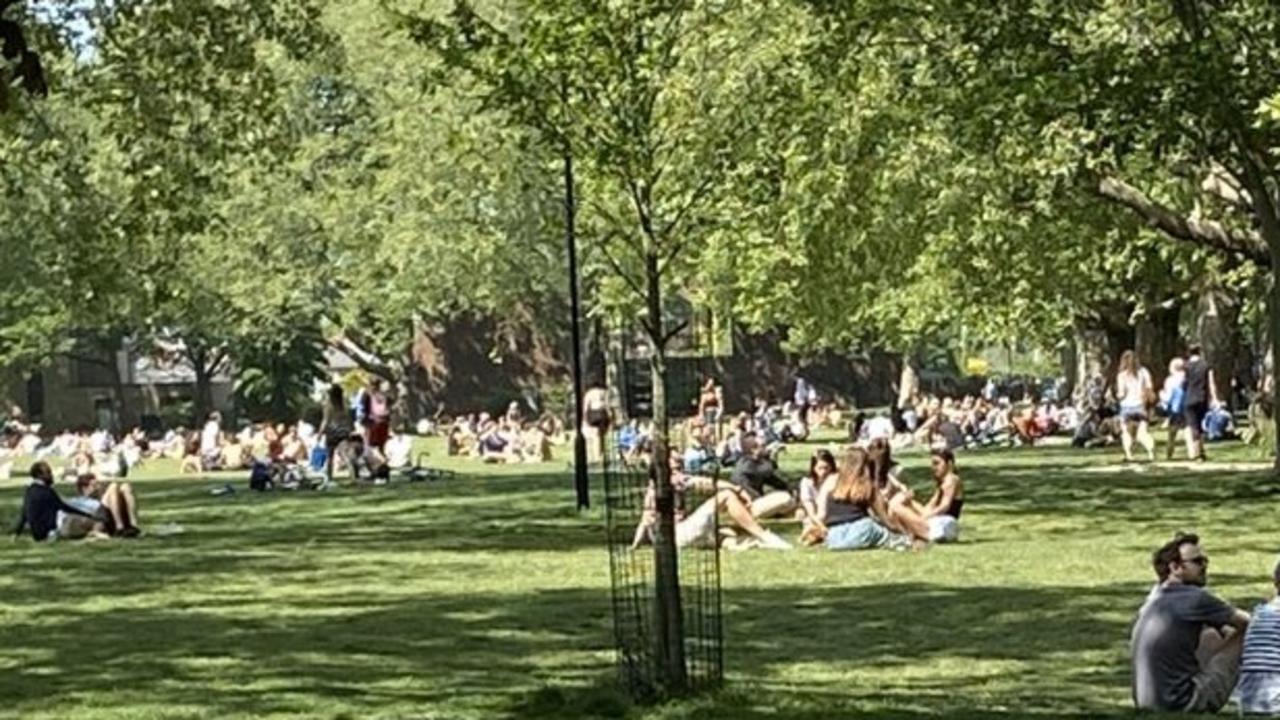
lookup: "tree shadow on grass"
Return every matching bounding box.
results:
[505,580,1145,719]
[0,577,1147,719]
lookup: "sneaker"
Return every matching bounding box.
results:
[758,531,793,551]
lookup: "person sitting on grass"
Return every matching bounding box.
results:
[799,448,837,544]
[729,433,795,520]
[519,421,552,463]
[385,432,413,469]
[1236,558,1280,715]
[340,435,391,483]
[921,449,964,543]
[11,462,96,542]
[58,474,143,540]
[819,447,911,551]
[631,454,791,551]
[1131,532,1250,713]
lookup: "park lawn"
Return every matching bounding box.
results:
[0,435,1277,720]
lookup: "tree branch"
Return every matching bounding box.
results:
[330,333,396,380]
[1200,162,1253,214]
[598,236,649,303]
[1091,175,1269,266]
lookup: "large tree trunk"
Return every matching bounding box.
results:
[1136,303,1182,389]
[1070,322,1110,406]
[109,349,129,434]
[191,347,216,423]
[645,249,687,695]
[1196,285,1241,408]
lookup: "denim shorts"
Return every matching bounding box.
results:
[1238,672,1280,715]
[1120,404,1148,423]
[825,517,910,551]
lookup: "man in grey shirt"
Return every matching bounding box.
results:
[1131,532,1251,712]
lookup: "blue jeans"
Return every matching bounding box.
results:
[825,517,910,551]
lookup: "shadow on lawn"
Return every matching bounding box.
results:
[0,577,1142,719]
[508,580,1142,719]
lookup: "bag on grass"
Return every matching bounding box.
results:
[249,461,274,492]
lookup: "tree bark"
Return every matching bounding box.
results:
[1093,175,1269,265]
[1135,303,1182,390]
[1196,285,1241,407]
[191,347,216,423]
[645,249,687,696]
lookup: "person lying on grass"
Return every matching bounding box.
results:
[57,473,143,540]
[12,462,95,542]
[632,454,791,551]
[1131,532,1249,714]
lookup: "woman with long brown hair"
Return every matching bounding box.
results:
[819,447,910,551]
[1115,349,1156,462]
[862,438,932,541]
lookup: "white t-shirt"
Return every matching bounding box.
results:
[865,416,894,441]
[1117,369,1152,407]
[386,435,412,468]
[200,421,221,454]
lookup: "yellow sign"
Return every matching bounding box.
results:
[964,357,990,375]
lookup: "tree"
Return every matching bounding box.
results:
[399,0,810,694]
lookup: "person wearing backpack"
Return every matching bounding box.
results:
[1159,357,1187,460]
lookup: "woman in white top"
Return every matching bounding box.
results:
[1114,350,1156,462]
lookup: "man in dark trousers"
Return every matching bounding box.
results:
[11,461,93,542]
[1183,345,1219,461]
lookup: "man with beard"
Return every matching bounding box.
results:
[1131,533,1250,713]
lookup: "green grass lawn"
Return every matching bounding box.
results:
[1,435,1277,719]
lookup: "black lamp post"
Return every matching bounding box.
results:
[563,147,590,510]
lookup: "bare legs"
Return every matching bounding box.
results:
[100,482,140,533]
[1121,419,1156,462]
[750,490,796,520]
[885,494,931,541]
[717,489,772,541]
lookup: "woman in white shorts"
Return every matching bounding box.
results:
[1114,350,1156,462]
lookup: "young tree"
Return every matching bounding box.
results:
[399,0,808,694]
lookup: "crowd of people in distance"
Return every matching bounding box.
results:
[633,433,964,553]
[1131,532,1280,715]
[443,402,566,464]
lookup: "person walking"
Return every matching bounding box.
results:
[1182,344,1220,461]
[1115,350,1156,463]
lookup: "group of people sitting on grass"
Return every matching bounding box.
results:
[443,402,566,464]
[11,461,144,542]
[1132,532,1280,715]
[632,433,964,552]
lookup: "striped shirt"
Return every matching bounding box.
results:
[1241,602,1280,674]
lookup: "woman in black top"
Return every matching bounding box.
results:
[12,462,93,542]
